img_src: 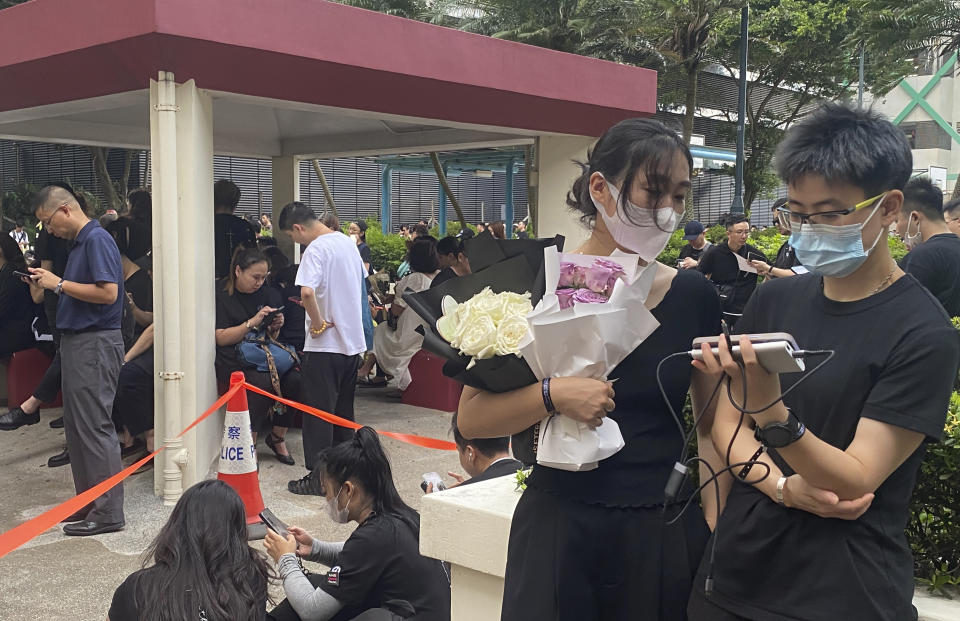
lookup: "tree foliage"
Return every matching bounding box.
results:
[854,0,960,66]
[709,0,912,209]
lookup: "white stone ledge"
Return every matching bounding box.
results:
[419,472,960,621]
[420,474,522,578]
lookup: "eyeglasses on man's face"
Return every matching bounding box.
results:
[775,192,886,232]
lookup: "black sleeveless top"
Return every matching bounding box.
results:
[527,269,722,507]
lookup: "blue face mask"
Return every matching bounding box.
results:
[789,195,886,278]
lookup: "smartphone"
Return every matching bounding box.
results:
[287,296,303,307]
[259,508,289,538]
[13,270,32,279]
[263,306,285,324]
[420,472,446,493]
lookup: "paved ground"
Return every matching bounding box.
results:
[0,387,461,621]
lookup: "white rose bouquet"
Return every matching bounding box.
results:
[436,288,533,368]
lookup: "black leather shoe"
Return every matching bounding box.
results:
[49,416,64,429]
[47,448,70,468]
[0,407,40,431]
[63,520,125,536]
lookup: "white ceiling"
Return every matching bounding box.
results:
[0,89,535,158]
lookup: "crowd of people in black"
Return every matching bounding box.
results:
[2,101,960,620]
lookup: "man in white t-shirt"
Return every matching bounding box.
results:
[279,202,367,495]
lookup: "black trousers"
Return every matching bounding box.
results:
[113,359,154,437]
[501,486,709,621]
[300,352,361,470]
[267,574,407,621]
[32,350,62,404]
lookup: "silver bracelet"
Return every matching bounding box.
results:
[54,278,64,296]
[776,476,787,506]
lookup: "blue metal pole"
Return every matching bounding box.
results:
[381,165,392,234]
[438,164,448,236]
[505,158,515,238]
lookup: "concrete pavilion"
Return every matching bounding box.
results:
[0,0,657,503]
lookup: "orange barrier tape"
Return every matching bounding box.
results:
[0,383,243,560]
[242,382,457,451]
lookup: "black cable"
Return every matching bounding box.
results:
[657,339,836,598]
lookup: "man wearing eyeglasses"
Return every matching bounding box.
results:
[25,185,126,537]
[896,176,960,317]
[698,214,764,327]
[943,198,960,237]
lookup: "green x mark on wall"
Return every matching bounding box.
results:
[893,52,960,145]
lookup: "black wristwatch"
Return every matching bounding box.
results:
[754,409,805,448]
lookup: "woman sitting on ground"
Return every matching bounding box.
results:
[215,248,300,465]
[264,427,451,621]
[356,236,439,390]
[109,479,273,621]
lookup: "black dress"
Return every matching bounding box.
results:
[501,269,721,621]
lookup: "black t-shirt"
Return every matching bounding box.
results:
[772,240,800,270]
[110,567,267,620]
[698,240,762,315]
[703,273,960,621]
[125,268,153,340]
[214,280,282,381]
[899,233,960,317]
[528,269,722,506]
[0,263,38,327]
[214,213,258,279]
[357,242,373,274]
[678,241,710,262]
[319,513,451,621]
[429,267,458,289]
[35,228,72,323]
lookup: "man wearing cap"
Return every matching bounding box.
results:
[678,220,711,269]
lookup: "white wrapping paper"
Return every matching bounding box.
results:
[518,248,661,471]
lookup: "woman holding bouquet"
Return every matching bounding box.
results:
[457,119,726,620]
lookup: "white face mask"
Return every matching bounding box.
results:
[326,485,351,524]
[592,176,680,262]
[903,213,921,250]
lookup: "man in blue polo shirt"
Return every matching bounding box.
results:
[28,185,126,536]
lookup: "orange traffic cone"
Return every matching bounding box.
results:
[218,372,265,524]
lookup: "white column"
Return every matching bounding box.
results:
[272,156,300,261]
[535,135,596,250]
[150,74,217,502]
[420,475,522,621]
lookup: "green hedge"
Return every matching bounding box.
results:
[363,219,407,279]
[910,319,960,594]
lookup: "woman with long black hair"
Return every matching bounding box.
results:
[264,427,450,621]
[108,479,272,620]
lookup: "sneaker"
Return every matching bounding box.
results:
[49,416,64,429]
[288,471,325,496]
[0,407,40,431]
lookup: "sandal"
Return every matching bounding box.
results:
[265,432,296,466]
[357,375,388,387]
